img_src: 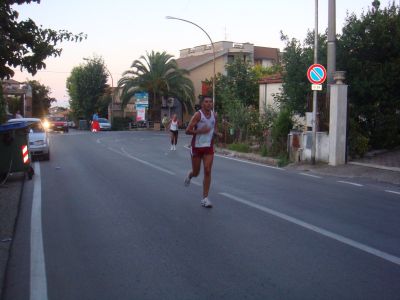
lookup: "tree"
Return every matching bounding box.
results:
[28,80,55,117]
[0,0,86,79]
[0,0,86,122]
[214,57,259,113]
[278,31,327,117]
[67,57,109,120]
[337,1,400,149]
[118,51,195,121]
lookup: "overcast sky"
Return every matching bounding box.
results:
[11,0,380,107]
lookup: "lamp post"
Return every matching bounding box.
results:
[166,16,216,110]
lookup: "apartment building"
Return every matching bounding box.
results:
[176,41,280,102]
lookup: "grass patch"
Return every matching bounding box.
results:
[277,154,290,167]
[227,143,250,153]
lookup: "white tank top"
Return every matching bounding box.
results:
[194,110,215,148]
[170,120,178,131]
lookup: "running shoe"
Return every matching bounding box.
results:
[201,197,213,208]
[184,172,191,186]
[170,145,174,150]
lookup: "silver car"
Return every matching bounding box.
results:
[8,118,50,160]
[98,118,111,131]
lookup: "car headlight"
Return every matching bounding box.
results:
[43,120,50,129]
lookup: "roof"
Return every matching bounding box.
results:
[254,46,279,61]
[259,73,283,84]
[2,79,21,85]
[176,51,227,71]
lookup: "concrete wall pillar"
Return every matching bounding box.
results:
[329,80,348,166]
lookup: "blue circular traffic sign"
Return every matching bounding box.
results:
[307,64,327,85]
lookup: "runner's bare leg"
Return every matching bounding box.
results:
[202,154,214,198]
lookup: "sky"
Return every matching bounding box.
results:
[11,0,380,107]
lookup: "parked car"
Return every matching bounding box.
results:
[98,118,111,131]
[47,116,68,133]
[7,118,50,160]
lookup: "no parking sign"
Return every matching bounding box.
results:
[307,64,327,85]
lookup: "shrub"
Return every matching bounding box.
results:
[228,143,250,153]
[349,119,369,158]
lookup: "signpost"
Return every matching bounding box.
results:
[307,62,327,164]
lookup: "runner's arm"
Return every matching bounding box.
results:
[185,112,200,135]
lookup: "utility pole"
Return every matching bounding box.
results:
[311,0,319,164]
[327,0,336,86]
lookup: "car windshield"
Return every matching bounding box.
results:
[50,117,65,121]
[98,118,109,123]
[30,122,45,133]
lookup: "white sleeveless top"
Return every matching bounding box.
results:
[194,110,215,148]
[170,120,178,131]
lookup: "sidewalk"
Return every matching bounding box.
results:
[0,173,24,299]
[217,147,400,186]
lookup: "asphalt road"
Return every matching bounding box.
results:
[4,130,400,300]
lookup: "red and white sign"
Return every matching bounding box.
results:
[307,64,327,85]
[22,145,29,164]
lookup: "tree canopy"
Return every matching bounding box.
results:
[0,0,87,79]
[67,57,109,120]
[0,0,86,122]
[279,1,400,151]
[28,80,56,117]
[337,1,400,148]
[118,51,195,121]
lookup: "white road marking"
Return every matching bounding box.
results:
[220,192,400,267]
[337,180,363,187]
[191,180,202,186]
[299,172,322,179]
[107,147,175,175]
[30,162,48,300]
[385,190,400,196]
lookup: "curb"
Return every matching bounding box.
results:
[348,162,400,172]
[215,148,280,167]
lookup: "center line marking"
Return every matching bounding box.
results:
[299,172,322,178]
[337,180,363,187]
[108,147,175,175]
[385,190,400,195]
[220,192,400,267]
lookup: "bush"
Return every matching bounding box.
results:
[271,108,293,155]
[112,117,132,131]
[260,145,269,157]
[228,143,250,153]
[349,120,369,158]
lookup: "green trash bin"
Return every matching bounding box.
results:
[0,121,34,180]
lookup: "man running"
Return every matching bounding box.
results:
[184,96,221,208]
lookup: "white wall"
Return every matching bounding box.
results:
[259,82,282,114]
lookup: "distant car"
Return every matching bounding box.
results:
[7,118,50,160]
[98,118,111,131]
[67,120,76,128]
[48,116,68,133]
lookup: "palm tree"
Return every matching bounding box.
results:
[118,51,195,121]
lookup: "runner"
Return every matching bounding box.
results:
[184,96,221,208]
[168,114,180,150]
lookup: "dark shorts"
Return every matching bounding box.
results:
[191,146,214,157]
[170,130,178,136]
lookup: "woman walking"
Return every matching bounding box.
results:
[168,114,180,150]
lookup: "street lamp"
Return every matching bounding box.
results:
[166,16,216,110]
